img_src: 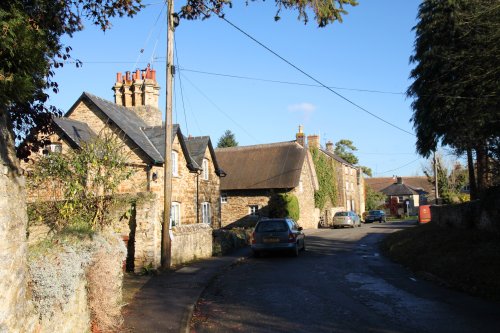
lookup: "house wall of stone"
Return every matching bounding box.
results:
[171,224,213,266]
[220,190,271,228]
[292,160,317,229]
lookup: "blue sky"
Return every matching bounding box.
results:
[50,0,427,177]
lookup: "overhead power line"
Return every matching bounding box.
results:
[374,158,422,175]
[209,9,416,137]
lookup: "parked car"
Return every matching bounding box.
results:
[365,210,386,223]
[333,211,361,228]
[251,218,305,257]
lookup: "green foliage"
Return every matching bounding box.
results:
[334,139,359,165]
[1,0,143,159]
[310,148,337,210]
[423,154,469,204]
[407,0,500,194]
[365,185,386,211]
[28,132,134,233]
[179,0,358,28]
[217,129,238,148]
[360,166,372,177]
[268,193,300,221]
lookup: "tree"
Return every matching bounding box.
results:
[407,0,500,198]
[268,193,300,222]
[364,185,385,211]
[217,129,238,148]
[334,139,372,176]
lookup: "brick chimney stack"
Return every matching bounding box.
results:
[113,64,160,108]
[325,141,334,153]
[307,134,320,149]
[296,125,305,147]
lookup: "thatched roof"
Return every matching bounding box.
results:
[216,141,307,190]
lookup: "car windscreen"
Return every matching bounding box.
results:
[334,212,348,217]
[369,211,381,215]
[256,221,288,232]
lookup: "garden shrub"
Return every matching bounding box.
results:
[268,193,300,221]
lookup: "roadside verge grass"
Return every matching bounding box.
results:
[380,222,500,301]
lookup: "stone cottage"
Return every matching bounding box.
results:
[24,67,224,270]
[216,141,319,229]
[296,127,365,224]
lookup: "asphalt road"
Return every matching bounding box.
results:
[190,221,500,333]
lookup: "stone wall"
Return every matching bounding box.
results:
[431,194,500,234]
[291,155,317,229]
[0,111,34,333]
[171,224,213,266]
[220,190,271,228]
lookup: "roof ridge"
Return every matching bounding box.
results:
[215,140,298,151]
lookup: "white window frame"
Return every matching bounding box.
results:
[170,202,181,227]
[50,142,62,153]
[220,192,228,204]
[201,202,211,224]
[202,159,209,180]
[249,205,259,216]
[172,151,178,177]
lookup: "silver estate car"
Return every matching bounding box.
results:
[333,211,361,228]
[251,218,305,257]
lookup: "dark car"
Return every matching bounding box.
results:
[251,218,305,257]
[365,210,386,223]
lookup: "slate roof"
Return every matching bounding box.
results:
[185,136,225,176]
[365,176,434,198]
[320,148,353,166]
[52,117,96,148]
[215,141,306,190]
[67,92,163,164]
[380,183,419,196]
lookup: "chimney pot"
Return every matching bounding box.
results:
[151,70,156,81]
[307,134,320,149]
[116,72,122,82]
[135,69,141,80]
[126,71,131,82]
[397,177,403,184]
[326,141,334,153]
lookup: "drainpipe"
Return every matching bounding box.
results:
[196,171,200,224]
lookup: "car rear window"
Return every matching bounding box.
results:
[256,221,288,232]
[369,210,381,215]
[334,212,348,217]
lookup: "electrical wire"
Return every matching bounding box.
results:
[210,10,416,137]
[374,158,423,175]
[174,38,190,136]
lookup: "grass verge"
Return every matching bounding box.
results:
[380,222,500,301]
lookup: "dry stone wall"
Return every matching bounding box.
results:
[171,224,213,266]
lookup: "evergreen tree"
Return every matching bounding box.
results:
[407,0,500,197]
[217,130,238,148]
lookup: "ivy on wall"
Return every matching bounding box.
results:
[268,192,300,221]
[310,148,338,210]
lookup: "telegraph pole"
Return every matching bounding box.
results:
[161,0,175,269]
[433,151,439,204]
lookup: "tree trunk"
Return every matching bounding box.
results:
[475,143,489,195]
[466,147,477,200]
[0,111,31,331]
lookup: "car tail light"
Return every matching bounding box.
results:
[288,232,296,243]
[251,232,256,244]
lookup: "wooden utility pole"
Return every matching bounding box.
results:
[433,151,439,204]
[161,0,175,269]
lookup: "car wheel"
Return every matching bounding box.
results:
[301,241,306,251]
[292,244,299,257]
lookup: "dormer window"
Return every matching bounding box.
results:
[202,159,209,180]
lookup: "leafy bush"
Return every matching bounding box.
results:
[268,193,300,221]
[310,148,338,209]
[27,131,134,233]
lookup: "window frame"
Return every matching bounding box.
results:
[201,202,211,224]
[220,192,228,204]
[249,205,259,216]
[171,150,179,177]
[170,202,181,227]
[202,158,209,180]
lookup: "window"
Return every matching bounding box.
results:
[201,202,211,224]
[50,143,62,153]
[202,159,209,180]
[249,205,259,216]
[172,151,178,176]
[170,202,181,227]
[220,192,228,204]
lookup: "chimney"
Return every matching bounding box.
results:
[307,134,320,149]
[296,125,305,147]
[397,177,403,184]
[326,141,334,153]
[112,65,160,108]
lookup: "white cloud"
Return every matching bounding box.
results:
[288,102,316,122]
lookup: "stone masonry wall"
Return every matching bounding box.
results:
[220,190,271,228]
[171,224,213,266]
[292,158,317,229]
